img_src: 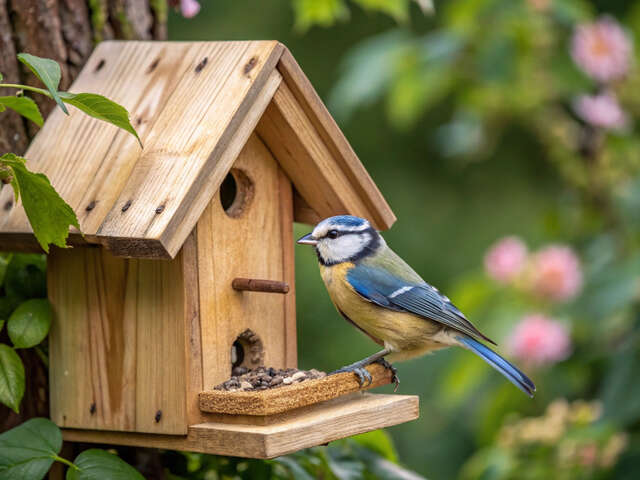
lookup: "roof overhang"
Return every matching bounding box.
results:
[0,41,395,259]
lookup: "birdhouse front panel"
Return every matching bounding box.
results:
[195,133,297,391]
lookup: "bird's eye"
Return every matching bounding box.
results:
[327,230,339,239]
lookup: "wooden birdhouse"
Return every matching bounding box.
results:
[0,41,418,458]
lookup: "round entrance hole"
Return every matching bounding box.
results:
[231,329,264,373]
[219,169,254,218]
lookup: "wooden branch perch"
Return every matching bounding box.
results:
[232,278,290,294]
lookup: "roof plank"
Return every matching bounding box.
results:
[96,41,284,258]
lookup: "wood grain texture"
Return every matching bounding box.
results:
[0,40,395,258]
[199,363,392,415]
[278,168,297,367]
[48,246,188,435]
[62,393,419,458]
[196,133,290,391]
[96,42,284,258]
[276,47,396,230]
[0,41,284,258]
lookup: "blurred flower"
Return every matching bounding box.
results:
[484,236,528,284]
[574,92,627,130]
[571,16,632,83]
[527,0,551,12]
[180,0,201,18]
[529,245,583,302]
[508,314,571,366]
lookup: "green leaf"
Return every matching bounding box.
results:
[17,53,68,115]
[7,299,51,349]
[1,154,80,252]
[59,92,141,146]
[0,253,11,287]
[0,418,62,480]
[68,450,144,480]
[0,344,25,413]
[351,430,398,462]
[0,96,43,126]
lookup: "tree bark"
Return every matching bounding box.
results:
[0,0,167,154]
[0,0,167,432]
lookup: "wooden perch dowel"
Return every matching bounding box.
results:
[232,278,290,294]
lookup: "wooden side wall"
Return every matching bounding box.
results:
[48,245,190,435]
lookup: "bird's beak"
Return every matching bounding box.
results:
[297,233,318,245]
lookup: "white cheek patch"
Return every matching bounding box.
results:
[317,233,371,264]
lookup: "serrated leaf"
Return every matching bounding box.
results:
[17,53,68,115]
[0,96,43,126]
[59,92,141,146]
[0,418,62,480]
[0,344,25,414]
[7,299,51,349]
[67,450,144,480]
[1,154,79,252]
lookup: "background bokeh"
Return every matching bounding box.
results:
[168,1,640,479]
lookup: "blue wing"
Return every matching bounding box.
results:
[346,263,496,345]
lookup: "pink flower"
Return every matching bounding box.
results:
[180,0,200,18]
[484,236,528,284]
[530,245,583,302]
[574,92,627,130]
[571,16,632,83]
[508,314,571,366]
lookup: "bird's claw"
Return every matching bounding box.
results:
[330,365,373,388]
[374,358,400,392]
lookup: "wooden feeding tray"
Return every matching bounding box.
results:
[65,364,418,459]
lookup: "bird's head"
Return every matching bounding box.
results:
[297,215,382,265]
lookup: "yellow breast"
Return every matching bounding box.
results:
[319,262,447,360]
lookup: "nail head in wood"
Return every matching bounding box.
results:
[121,200,132,212]
[85,201,96,212]
[155,410,162,423]
[232,278,290,294]
[195,57,208,73]
[90,403,96,415]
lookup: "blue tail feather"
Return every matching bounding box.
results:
[457,336,536,397]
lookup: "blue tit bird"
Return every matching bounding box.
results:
[297,215,535,397]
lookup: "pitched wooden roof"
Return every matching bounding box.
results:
[0,41,395,259]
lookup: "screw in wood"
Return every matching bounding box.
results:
[155,410,162,423]
[121,200,132,212]
[155,205,165,214]
[195,57,208,73]
[85,200,96,212]
[89,403,96,415]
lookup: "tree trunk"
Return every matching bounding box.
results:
[0,0,167,433]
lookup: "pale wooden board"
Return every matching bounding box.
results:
[276,48,396,230]
[48,246,188,434]
[62,393,419,458]
[0,42,197,248]
[199,363,392,415]
[96,42,284,258]
[196,133,291,391]
[48,247,137,432]
[0,41,284,258]
[277,167,298,367]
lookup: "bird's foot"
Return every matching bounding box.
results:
[374,358,400,392]
[330,365,373,388]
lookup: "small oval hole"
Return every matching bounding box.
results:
[220,169,254,218]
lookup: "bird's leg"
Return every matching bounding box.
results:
[373,357,400,392]
[330,349,392,388]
